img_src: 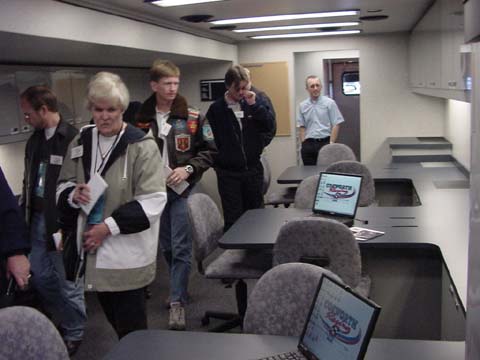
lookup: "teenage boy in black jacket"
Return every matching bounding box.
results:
[206,65,276,231]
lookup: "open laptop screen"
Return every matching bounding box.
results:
[298,275,381,360]
[313,172,363,218]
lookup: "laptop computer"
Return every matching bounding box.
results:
[311,172,363,226]
[255,273,381,360]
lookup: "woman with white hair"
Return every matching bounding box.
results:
[56,72,166,338]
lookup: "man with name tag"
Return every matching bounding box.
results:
[135,60,216,331]
[206,65,276,231]
[19,86,86,355]
[298,76,344,165]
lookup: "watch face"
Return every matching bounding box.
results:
[185,165,194,174]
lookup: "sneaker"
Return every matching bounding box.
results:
[168,302,186,331]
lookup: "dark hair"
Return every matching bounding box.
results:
[224,65,249,88]
[20,85,58,112]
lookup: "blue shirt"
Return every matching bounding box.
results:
[297,96,344,140]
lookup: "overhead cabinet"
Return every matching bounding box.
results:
[409,0,470,102]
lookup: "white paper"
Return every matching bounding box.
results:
[165,166,189,195]
[350,226,385,241]
[80,172,108,215]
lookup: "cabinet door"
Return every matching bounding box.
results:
[422,1,442,89]
[409,29,426,87]
[51,70,75,124]
[441,30,465,90]
[0,72,21,137]
[70,71,91,126]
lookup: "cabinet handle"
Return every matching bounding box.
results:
[448,81,457,88]
[429,82,436,86]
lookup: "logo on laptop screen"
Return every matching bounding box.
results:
[321,299,362,345]
[324,183,357,200]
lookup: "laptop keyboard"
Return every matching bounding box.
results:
[256,351,306,360]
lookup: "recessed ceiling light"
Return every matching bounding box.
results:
[180,14,214,22]
[359,15,389,21]
[147,0,224,7]
[210,10,359,25]
[251,29,361,40]
[210,25,237,30]
[234,22,360,33]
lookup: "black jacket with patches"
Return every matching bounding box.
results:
[135,93,217,185]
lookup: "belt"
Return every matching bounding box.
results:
[306,137,330,142]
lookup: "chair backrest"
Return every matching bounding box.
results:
[325,160,375,206]
[272,218,362,288]
[294,174,319,209]
[0,306,68,359]
[186,193,224,269]
[260,154,271,196]
[317,143,357,165]
[243,262,341,336]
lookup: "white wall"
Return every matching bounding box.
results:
[0,0,237,64]
[446,99,472,170]
[239,33,446,185]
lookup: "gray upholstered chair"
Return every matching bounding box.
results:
[272,218,370,297]
[325,160,376,206]
[261,154,296,208]
[187,193,271,332]
[293,174,320,209]
[317,143,357,166]
[243,262,342,336]
[0,306,69,359]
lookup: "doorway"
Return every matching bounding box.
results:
[324,59,361,160]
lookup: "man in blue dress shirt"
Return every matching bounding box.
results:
[297,75,344,165]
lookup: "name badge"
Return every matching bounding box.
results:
[234,111,244,119]
[50,155,63,165]
[160,122,172,137]
[71,145,83,159]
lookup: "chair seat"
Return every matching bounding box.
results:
[205,249,272,279]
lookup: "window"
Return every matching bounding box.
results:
[342,71,360,96]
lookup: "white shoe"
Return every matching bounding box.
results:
[168,302,186,331]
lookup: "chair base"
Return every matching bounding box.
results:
[201,279,247,333]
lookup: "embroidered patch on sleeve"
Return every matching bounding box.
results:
[202,124,214,141]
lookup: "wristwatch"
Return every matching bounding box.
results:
[184,165,194,175]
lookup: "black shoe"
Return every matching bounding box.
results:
[64,340,82,357]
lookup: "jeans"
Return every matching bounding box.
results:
[159,191,192,304]
[29,212,86,341]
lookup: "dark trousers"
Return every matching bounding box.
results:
[97,287,147,339]
[300,137,330,165]
[216,164,264,232]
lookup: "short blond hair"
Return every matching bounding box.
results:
[150,59,180,82]
[86,72,130,111]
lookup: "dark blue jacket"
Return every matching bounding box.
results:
[206,95,275,172]
[0,167,29,258]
